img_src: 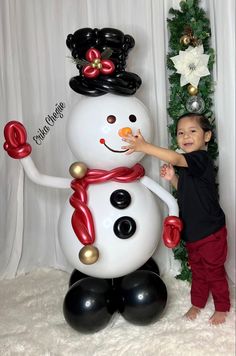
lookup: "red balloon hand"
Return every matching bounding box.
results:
[3,121,32,159]
[162,216,183,248]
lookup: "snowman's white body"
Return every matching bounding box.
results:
[59,181,161,278]
[20,94,178,278]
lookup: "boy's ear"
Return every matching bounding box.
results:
[205,130,212,143]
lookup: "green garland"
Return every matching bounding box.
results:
[166,0,218,282]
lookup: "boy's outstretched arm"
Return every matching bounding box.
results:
[122,129,187,167]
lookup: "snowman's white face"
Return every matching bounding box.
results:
[67,94,153,169]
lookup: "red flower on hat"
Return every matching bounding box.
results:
[82,48,115,78]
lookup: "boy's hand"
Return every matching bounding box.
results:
[160,163,175,181]
[121,129,147,155]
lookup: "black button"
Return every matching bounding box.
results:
[113,216,136,239]
[110,189,131,209]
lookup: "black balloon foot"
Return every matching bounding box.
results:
[64,259,166,332]
[115,270,167,325]
[63,277,116,334]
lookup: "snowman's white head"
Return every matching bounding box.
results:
[67,94,153,169]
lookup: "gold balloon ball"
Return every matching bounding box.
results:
[187,84,198,96]
[69,162,88,179]
[180,35,191,46]
[79,245,99,265]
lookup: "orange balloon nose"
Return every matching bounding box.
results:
[118,127,132,138]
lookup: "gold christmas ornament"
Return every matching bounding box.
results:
[180,35,191,46]
[187,84,198,96]
[69,162,88,179]
[79,245,99,265]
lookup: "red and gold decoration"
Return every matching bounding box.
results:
[72,48,115,79]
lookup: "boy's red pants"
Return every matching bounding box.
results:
[186,226,230,312]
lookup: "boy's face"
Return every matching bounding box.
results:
[176,117,211,153]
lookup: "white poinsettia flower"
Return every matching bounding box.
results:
[171,45,210,87]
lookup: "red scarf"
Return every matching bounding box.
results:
[70,164,145,245]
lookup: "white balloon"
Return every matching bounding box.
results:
[67,94,153,169]
[59,182,161,278]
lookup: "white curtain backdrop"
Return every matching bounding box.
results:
[0,0,235,283]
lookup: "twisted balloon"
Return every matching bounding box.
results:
[162,216,183,248]
[70,164,145,246]
[3,121,32,159]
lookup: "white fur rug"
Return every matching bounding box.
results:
[0,269,235,356]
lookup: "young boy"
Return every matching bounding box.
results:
[122,113,230,325]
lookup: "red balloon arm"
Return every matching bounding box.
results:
[70,187,95,245]
[3,121,32,159]
[162,216,183,248]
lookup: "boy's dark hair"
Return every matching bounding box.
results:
[176,113,213,134]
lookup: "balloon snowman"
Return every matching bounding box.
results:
[4,28,183,333]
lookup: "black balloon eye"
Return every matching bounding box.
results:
[110,190,131,209]
[113,216,136,239]
[107,115,116,124]
[129,114,136,122]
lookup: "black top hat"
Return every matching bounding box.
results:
[66,28,141,96]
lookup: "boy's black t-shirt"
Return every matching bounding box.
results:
[177,150,225,242]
